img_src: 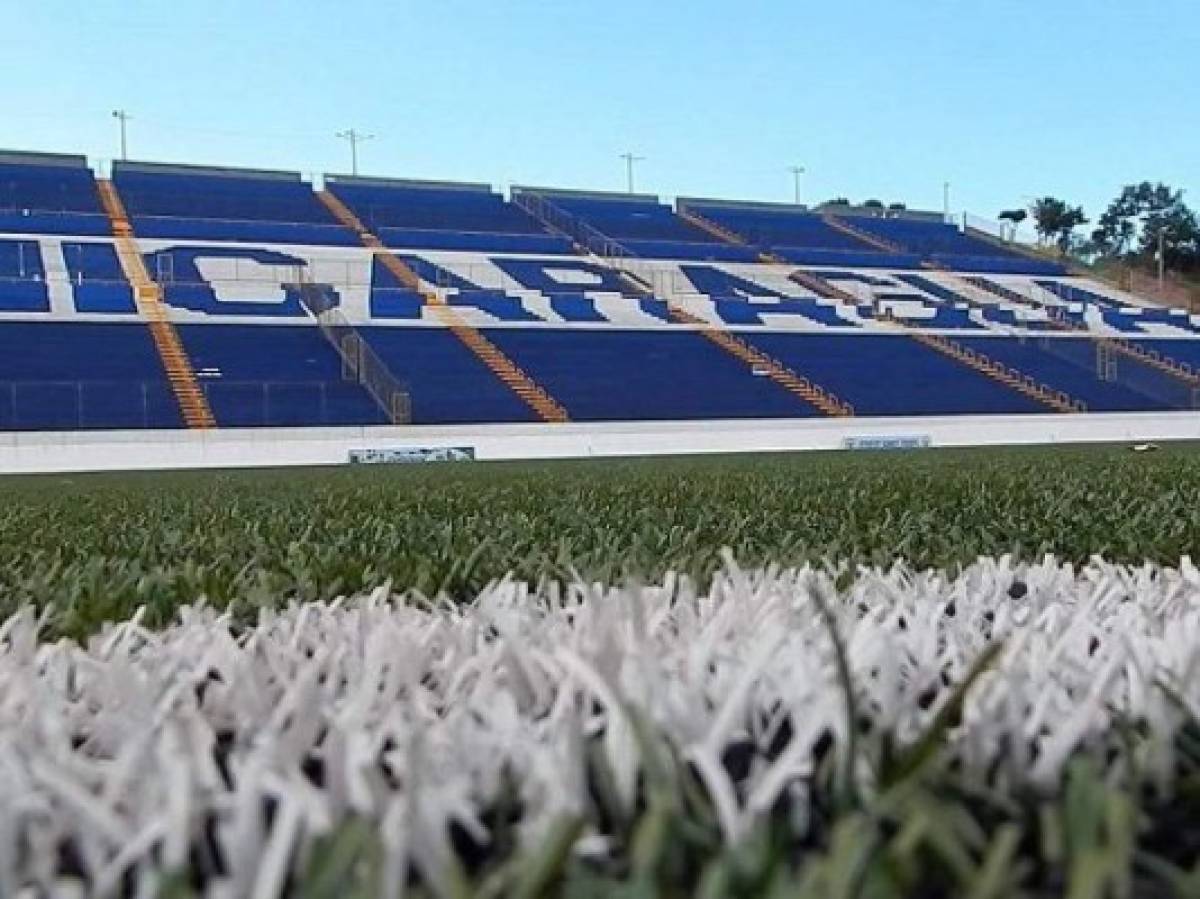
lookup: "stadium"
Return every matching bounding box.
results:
[0,151,1198,470]
[3,2,1200,896]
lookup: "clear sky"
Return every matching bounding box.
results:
[2,0,1195,228]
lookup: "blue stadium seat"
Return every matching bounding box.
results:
[620,239,759,262]
[931,253,1066,275]
[4,156,1199,432]
[378,227,571,254]
[327,177,569,253]
[774,247,924,269]
[177,324,387,427]
[132,217,360,246]
[0,280,49,312]
[0,239,44,279]
[895,274,972,305]
[0,155,107,231]
[490,258,639,296]
[0,211,111,236]
[547,293,608,322]
[1130,340,1200,371]
[545,194,728,250]
[369,288,426,320]
[842,216,1067,275]
[0,239,49,311]
[58,241,138,313]
[1034,280,1123,309]
[674,202,935,268]
[361,327,540,424]
[814,270,897,286]
[0,323,181,429]
[742,333,1046,416]
[112,162,345,244]
[954,336,1172,411]
[482,328,817,421]
[709,296,858,327]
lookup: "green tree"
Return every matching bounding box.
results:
[1092,182,1199,272]
[1029,197,1088,253]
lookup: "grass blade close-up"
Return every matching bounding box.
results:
[3,445,1200,896]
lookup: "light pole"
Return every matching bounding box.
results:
[1159,227,1166,287]
[111,110,131,161]
[788,165,806,205]
[619,152,644,194]
[942,181,951,221]
[336,129,375,176]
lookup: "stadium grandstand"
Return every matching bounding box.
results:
[2,148,1199,433]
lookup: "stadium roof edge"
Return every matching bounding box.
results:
[112,160,303,182]
[0,150,90,169]
[677,196,811,213]
[511,184,659,204]
[324,174,493,193]
[814,202,944,222]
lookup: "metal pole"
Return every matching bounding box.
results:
[1159,227,1165,287]
[619,152,644,194]
[336,129,375,176]
[788,166,805,205]
[943,181,950,220]
[112,110,130,160]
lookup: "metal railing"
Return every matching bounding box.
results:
[1028,335,1200,411]
[293,270,411,424]
[963,212,1012,242]
[511,191,660,293]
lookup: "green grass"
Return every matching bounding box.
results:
[7,443,1200,896]
[3,442,1200,638]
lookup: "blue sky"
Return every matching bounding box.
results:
[2,0,1195,227]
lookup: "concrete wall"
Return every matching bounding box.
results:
[1,412,1198,474]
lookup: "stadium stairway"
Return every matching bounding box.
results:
[965,226,1075,273]
[290,279,411,424]
[317,190,569,423]
[821,214,906,254]
[967,276,1200,406]
[888,318,1084,413]
[675,207,864,305]
[864,273,1087,412]
[95,180,216,429]
[675,214,1085,414]
[517,191,854,417]
[786,269,860,303]
[668,305,854,416]
[676,208,752,249]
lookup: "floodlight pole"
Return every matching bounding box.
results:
[112,110,130,161]
[788,166,806,205]
[1159,227,1165,287]
[336,129,375,176]
[620,152,644,194]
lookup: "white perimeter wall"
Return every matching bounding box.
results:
[1,412,1198,474]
